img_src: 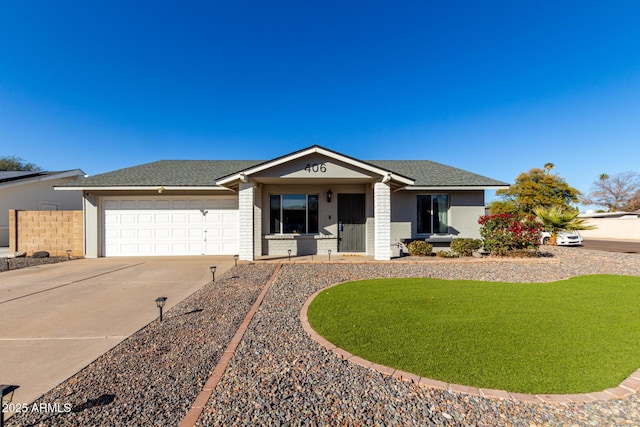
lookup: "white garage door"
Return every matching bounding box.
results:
[102,197,239,256]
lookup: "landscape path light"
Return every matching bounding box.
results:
[210,266,216,282]
[233,254,239,267]
[66,249,72,260]
[1,384,19,427]
[328,249,331,261]
[288,249,292,261]
[155,297,167,322]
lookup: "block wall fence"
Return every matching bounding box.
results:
[8,210,83,257]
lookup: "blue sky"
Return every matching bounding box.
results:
[1,1,639,209]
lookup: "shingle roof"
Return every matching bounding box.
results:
[0,171,48,183]
[368,160,508,187]
[57,160,262,187]
[57,159,508,188]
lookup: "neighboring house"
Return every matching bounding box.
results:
[0,170,86,246]
[578,211,640,240]
[56,146,509,260]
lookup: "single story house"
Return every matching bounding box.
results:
[577,210,640,240]
[1,169,85,246]
[56,146,509,260]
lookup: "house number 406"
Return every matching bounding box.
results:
[304,163,327,173]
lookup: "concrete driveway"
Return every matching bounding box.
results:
[0,256,233,409]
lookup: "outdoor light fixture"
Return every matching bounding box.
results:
[326,189,333,203]
[66,249,72,260]
[288,249,292,261]
[328,249,331,261]
[155,297,167,322]
[1,384,19,427]
[233,254,239,267]
[210,266,216,282]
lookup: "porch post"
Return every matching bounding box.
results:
[374,182,391,260]
[238,182,255,261]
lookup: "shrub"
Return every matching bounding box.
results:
[478,214,542,256]
[505,249,540,258]
[436,250,459,258]
[407,240,433,256]
[450,238,482,256]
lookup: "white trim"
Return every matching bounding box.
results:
[238,182,255,261]
[374,182,391,260]
[404,185,509,191]
[217,146,414,186]
[56,186,233,191]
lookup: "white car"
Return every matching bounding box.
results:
[540,231,583,246]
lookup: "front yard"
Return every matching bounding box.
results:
[308,274,640,394]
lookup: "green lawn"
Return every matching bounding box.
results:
[307,275,640,394]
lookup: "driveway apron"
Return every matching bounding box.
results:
[0,256,232,409]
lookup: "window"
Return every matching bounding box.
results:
[417,194,448,234]
[270,194,319,234]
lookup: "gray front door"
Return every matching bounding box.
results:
[338,194,366,252]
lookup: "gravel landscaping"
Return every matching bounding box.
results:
[7,247,640,426]
[7,263,276,427]
[1,256,71,272]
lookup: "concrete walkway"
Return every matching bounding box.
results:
[0,256,234,409]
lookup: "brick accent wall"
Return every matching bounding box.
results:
[8,210,83,257]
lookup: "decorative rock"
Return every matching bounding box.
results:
[7,248,640,427]
[32,251,50,258]
[8,251,26,258]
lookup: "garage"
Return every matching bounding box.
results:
[102,196,239,256]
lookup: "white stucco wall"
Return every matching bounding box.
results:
[579,217,640,240]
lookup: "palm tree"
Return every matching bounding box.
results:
[533,206,596,245]
[544,162,555,174]
[599,173,610,211]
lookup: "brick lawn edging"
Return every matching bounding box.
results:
[179,263,283,427]
[300,283,640,405]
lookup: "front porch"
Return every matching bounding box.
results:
[224,147,413,262]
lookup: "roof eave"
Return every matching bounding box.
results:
[0,169,86,189]
[55,185,232,191]
[404,185,510,191]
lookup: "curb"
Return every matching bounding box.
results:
[300,284,640,405]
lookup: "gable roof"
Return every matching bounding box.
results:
[56,147,508,190]
[216,145,415,187]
